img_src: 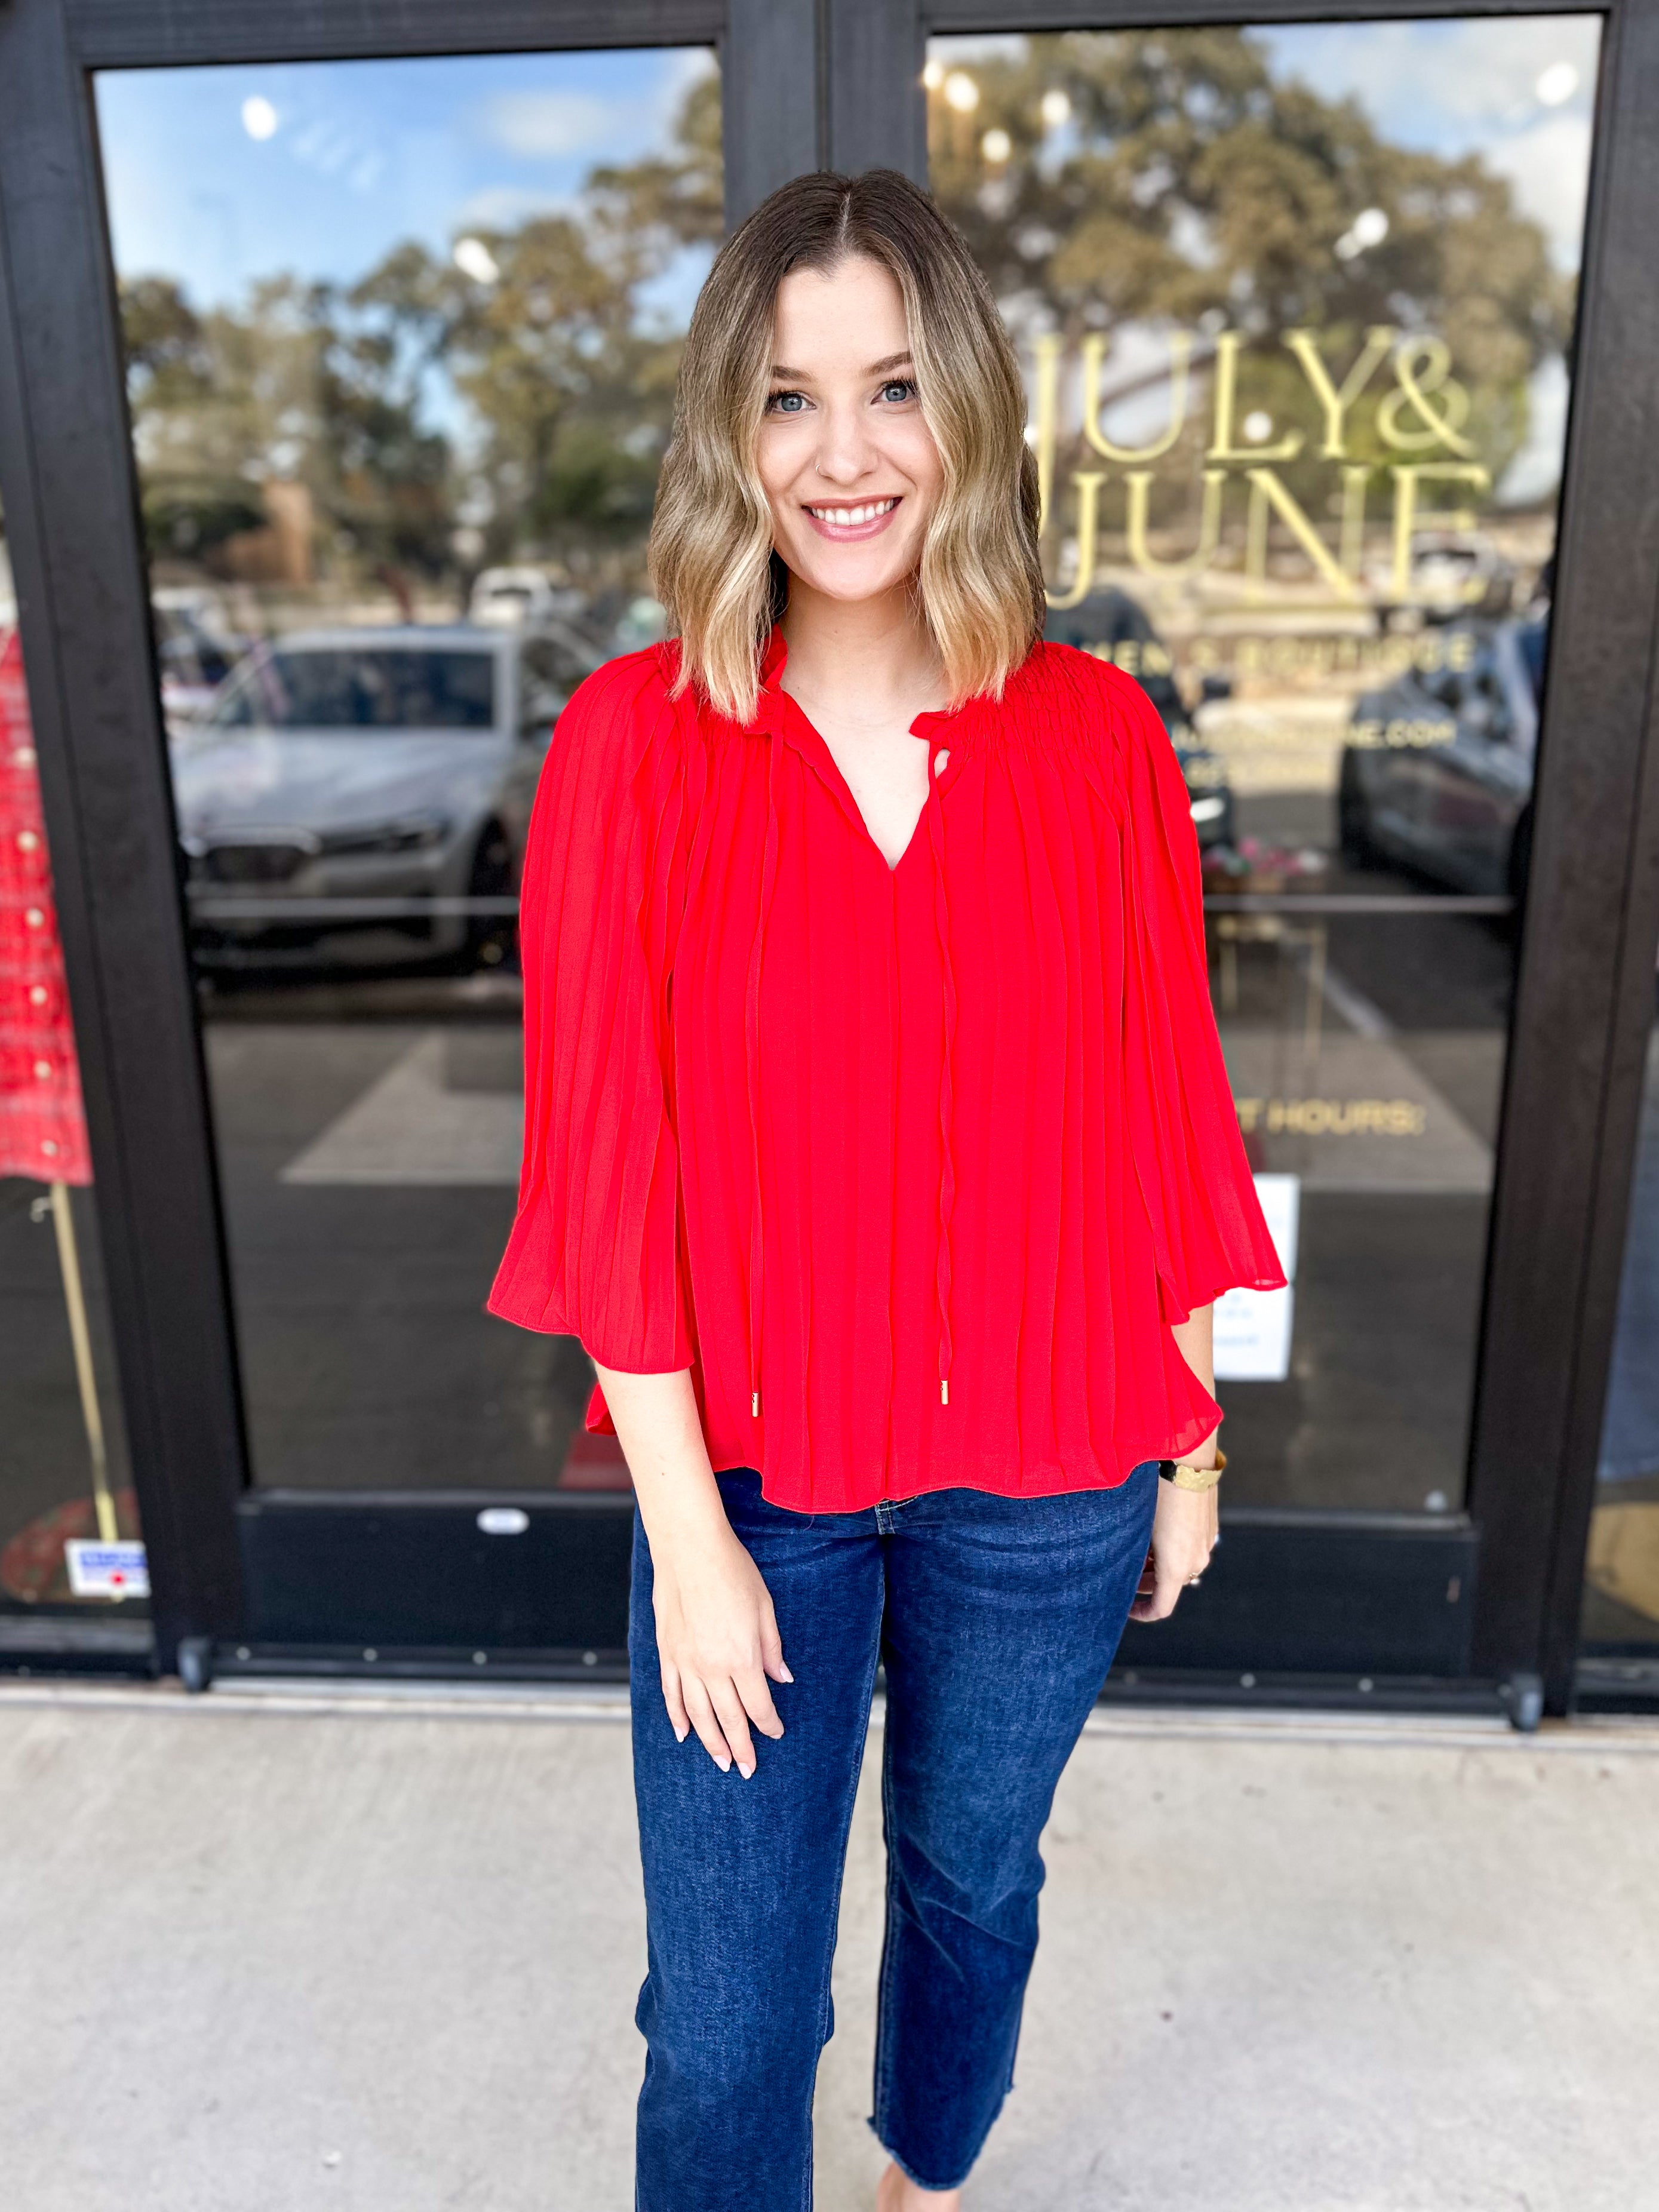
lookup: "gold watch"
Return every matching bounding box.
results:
[1157,1446,1227,1492]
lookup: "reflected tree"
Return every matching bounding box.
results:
[929,30,1568,506]
[120,70,721,603]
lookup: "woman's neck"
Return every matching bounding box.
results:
[779,578,945,727]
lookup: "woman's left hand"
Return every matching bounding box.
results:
[1130,1480,1218,1622]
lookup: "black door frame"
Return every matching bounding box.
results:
[2,0,1655,1712]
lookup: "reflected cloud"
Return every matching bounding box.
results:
[1265,15,1599,132]
[1484,113,1597,269]
[97,48,711,309]
[1497,354,1569,509]
[478,90,626,160]
[453,184,579,233]
[1262,14,1599,272]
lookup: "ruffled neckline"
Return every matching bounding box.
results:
[754,625,1046,752]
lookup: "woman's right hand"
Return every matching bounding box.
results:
[649,1517,791,1776]
[589,1360,791,1779]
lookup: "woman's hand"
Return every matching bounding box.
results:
[649,1517,791,1777]
[1129,1480,1218,1622]
[591,1361,791,1778]
[1134,1303,1221,1622]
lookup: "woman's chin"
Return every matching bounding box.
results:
[782,545,924,607]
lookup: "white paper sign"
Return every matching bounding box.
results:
[64,1540,150,1599]
[1212,1174,1299,1383]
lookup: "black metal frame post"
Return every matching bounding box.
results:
[1519,0,1659,1707]
[825,0,926,179]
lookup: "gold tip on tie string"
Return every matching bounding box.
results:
[940,1380,949,1407]
[752,1391,761,1418]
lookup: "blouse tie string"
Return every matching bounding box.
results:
[926,743,956,1409]
[744,725,782,1418]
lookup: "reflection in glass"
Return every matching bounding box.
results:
[213,642,499,729]
[929,20,1600,1510]
[96,49,720,1491]
[1582,1003,1659,1655]
[0,619,140,1614]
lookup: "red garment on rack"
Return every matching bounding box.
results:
[0,628,91,1187]
[489,632,1285,1510]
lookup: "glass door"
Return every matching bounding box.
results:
[926,17,1602,1681]
[92,43,721,1664]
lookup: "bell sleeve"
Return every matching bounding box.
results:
[1113,666,1288,1323]
[487,653,694,1372]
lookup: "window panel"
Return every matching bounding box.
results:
[929,19,1602,1511]
[97,48,720,1492]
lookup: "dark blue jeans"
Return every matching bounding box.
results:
[628,1462,1159,2211]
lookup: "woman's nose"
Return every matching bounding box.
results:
[812,401,879,486]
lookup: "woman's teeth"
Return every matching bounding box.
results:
[807,498,898,524]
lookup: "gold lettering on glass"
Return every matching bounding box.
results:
[1082,331,1193,463]
[1390,463,1491,597]
[1244,468,1362,602]
[1206,333,1303,463]
[1282,325,1396,459]
[1031,316,1502,609]
[1044,471,1106,609]
[1125,468,1225,581]
[1031,331,1062,533]
[1378,337,1476,456]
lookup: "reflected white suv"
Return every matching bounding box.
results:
[173,621,598,972]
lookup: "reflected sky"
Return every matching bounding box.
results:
[929,16,1601,507]
[1256,17,1600,272]
[935,17,1599,276]
[96,47,716,314]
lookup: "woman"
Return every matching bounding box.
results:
[490,169,1285,2212]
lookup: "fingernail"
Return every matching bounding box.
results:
[673,1724,688,1743]
[739,1762,755,1779]
[716,1755,731,1773]
[779,1664,794,1683]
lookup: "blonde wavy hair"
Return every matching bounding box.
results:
[650,168,1044,724]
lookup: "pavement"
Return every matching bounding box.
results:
[2,1682,1657,2212]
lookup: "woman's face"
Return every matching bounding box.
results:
[758,255,944,606]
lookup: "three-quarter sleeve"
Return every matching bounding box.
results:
[1112,667,1288,1323]
[487,652,694,1372]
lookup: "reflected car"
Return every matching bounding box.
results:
[1044,584,1236,848]
[153,585,247,730]
[1369,529,1517,627]
[173,621,601,970]
[1337,616,1545,898]
[468,566,588,630]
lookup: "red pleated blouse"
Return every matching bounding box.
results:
[488,628,1286,1511]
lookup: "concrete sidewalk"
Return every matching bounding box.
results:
[2,1683,1655,2212]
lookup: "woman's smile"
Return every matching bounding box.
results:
[801,495,903,540]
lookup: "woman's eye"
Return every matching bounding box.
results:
[879,379,917,404]
[766,389,808,414]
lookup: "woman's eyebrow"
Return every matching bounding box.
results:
[767,351,915,381]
